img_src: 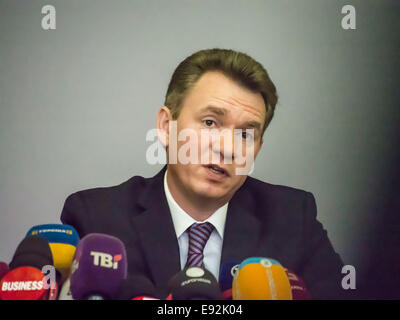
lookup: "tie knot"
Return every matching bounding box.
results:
[189,222,214,236]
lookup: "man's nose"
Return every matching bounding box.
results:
[210,129,235,164]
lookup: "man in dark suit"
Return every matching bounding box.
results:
[61,48,346,299]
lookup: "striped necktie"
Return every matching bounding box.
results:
[185,222,214,268]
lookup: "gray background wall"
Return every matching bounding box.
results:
[1,0,399,298]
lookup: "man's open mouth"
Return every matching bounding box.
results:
[205,164,228,176]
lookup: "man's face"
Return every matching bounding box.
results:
[163,71,266,203]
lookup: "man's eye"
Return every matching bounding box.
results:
[204,119,215,127]
[242,131,253,140]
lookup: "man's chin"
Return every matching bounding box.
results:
[192,184,231,203]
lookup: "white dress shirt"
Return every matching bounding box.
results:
[163,169,228,280]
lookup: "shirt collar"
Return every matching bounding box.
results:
[163,169,228,239]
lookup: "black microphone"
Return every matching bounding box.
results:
[9,235,53,271]
[0,262,9,281]
[167,266,221,300]
[116,274,158,300]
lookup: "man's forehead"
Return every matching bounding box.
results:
[210,96,265,120]
[188,73,265,115]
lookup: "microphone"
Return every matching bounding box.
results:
[9,235,53,271]
[69,233,128,300]
[232,257,292,300]
[26,224,80,279]
[116,275,158,300]
[0,267,48,300]
[167,266,221,300]
[0,236,54,300]
[132,296,159,300]
[284,268,311,300]
[0,262,9,281]
[219,260,239,300]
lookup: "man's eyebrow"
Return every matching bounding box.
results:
[239,120,262,131]
[199,105,228,116]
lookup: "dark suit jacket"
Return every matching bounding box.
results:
[60,166,347,299]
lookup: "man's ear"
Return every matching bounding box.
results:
[157,106,173,148]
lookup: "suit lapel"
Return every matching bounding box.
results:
[131,166,181,292]
[220,181,262,265]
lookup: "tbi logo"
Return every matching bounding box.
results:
[90,251,122,269]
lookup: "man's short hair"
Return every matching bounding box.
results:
[164,48,278,135]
